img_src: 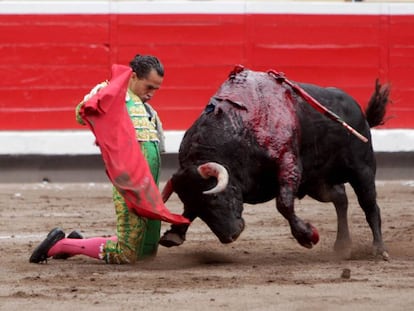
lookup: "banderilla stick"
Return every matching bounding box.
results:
[267,70,368,143]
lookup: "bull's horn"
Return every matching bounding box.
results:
[161,178,174,202]
[197,162,229,194]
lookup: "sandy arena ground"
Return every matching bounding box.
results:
[0,180,414,311]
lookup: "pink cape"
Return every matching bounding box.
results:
[80,64,189,225]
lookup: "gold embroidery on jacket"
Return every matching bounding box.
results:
[126,90,159,142]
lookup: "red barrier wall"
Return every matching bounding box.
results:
[1,9,413,130]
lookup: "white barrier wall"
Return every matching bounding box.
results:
[0,129,413,155]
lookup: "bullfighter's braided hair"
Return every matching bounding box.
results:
[129,54,164,79]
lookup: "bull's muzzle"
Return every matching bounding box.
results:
[217,218,245,244]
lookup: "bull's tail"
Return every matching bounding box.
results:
[365,79,391,128]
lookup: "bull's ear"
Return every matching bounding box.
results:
[214,106,223,116]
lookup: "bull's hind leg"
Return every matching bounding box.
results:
[331,185,353,258]
[350,171,389,260]
[308,184,352,258]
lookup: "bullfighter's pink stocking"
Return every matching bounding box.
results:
[48,236,117,259]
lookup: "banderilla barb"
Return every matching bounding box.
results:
[267,69,368,143]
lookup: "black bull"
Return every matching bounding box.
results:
[160,67,390,260]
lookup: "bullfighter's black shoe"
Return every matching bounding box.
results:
[53,230,84,260]
[29,227,65,263]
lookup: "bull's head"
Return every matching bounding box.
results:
[163,162,245,243]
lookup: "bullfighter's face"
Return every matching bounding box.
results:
[173,167,246,243]
[128,69,163,103]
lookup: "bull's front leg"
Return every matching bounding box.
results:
[159,210,196,248]
[276,154,319,249]
[277,187,319,248]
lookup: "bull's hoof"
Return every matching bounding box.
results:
[333,246,352,260]
[381,251,390,261]
[159,232,185,248]
[376,249,390,261]
[334,238,352,259]
[373,244,390,261]
[298,223,319,249]
[310,225,320,244]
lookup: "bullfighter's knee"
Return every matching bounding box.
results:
[104,247,137,264]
